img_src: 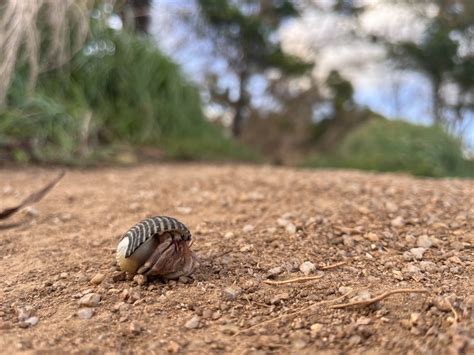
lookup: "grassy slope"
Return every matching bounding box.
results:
[0,30,257,165]
[303,119,474,178]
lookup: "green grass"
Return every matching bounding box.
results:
[303,119,474,178]
[0,29,257,164]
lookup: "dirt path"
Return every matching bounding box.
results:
[0,164,472,354]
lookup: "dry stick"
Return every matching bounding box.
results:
[320,261,347,270]
[263,261,347,285]
[447,299,459,323]
[0,170,65,220]
[263,275,324,285]
[330,288,428,309]
[233,290,353,337]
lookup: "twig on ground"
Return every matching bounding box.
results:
[330,288,428,309]
[263,261,346,285]
[0,171,65,220]
[447,299,459,324]
[233,290,353,337]
[263,275,324,285]
[320,261,347,270]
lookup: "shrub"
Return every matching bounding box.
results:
[303,119,473,177]
[0,30,256,164]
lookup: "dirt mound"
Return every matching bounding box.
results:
[0,164,472,353]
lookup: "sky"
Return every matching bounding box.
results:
[149,0,474,149]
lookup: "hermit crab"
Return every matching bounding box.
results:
[116,216,199,279]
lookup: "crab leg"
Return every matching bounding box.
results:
[136,235,173,275]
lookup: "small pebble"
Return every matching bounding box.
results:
[267,266,283,278]
[90,273,105,285]
[178,276,191,284]
[339,286,353,295]
[392,270,404,280]
[385,201,398,212]
[366,232,379,242]
[410,247,426,260]
[353,289,372,302]
[286,223,297,234]
[299,261,316,275]
[357,316,372,325]
[310,323,323,337]
[23,206,39,217]
[292,339,307,350]
[17,307,33,322]
[277,218,290,227]
[417,235,433,248]
[223,286,241,301]
[271,292,290,305]
[212,311,221,320]
[176,206,192,214]
[434,296,452,312]
[224,232,234,239]
[166,341,181,353]
[405,264,420,273]
[19,316,39,328]
[402,251,413,261]
[242,224,254,233]
[348,335,362,346]
[77,308,94,319]
[420,261,438,273]
[128,321,143,335]
[184,316,200,329]
[79,293,101,307]
[133,274,147,285]
[391,216,405,227]
[239,244,252,252]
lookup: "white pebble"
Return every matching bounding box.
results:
[77,308,94,319]
[410,248,426,260]
[79,293,101,307]
[184,316,200,329]
[242,224,254,233]
[299,261,316,275]
[417,235,433,248]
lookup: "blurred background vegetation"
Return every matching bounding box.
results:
[0,0,472,177]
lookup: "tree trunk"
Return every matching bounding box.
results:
[232,71,248,137]
[432,80,443,125]
[123,0,151,34]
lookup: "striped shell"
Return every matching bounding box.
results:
[121,216,192,258]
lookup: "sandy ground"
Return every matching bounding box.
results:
[0,164,472,354]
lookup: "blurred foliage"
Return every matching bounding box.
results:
[197,0,313,136]
[325,70,355,113]
[199,0,305,72]
[0,28,257,164]
[0,0,92,104]
[388,0,473,128]
[303,119,473,177]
